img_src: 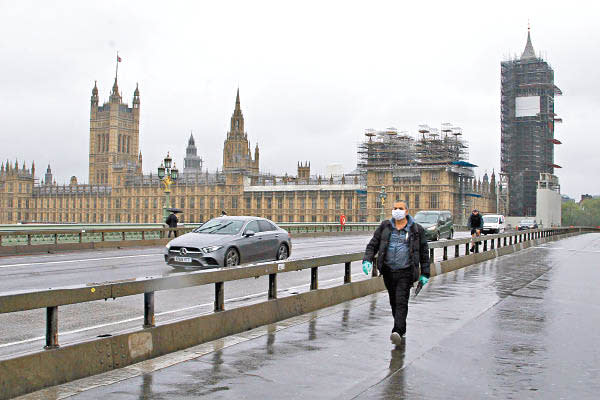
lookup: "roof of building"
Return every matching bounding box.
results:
[521,29,536,60]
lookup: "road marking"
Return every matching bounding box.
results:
[0,272,366,349]
[0,253,162,269]
[0,237,369,269]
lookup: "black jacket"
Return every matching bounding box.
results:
[468,213,483,229]
[166,213,178,228]
[363,218,430,282]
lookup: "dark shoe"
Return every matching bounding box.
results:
[470,246,474,252]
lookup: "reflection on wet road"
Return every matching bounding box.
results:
[21,233,600,399]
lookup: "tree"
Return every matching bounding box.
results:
[562,198,600,227]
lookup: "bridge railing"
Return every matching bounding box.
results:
[0,226,591,352]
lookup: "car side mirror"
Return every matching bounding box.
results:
[244,230,255,237]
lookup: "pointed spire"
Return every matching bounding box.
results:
[92,80,98,95]
[521,25,536,60]
[134,82,139,96]
[235,87,240,109]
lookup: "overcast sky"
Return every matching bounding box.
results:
[1,0,599,199]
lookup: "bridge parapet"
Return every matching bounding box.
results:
[0,222,382,255]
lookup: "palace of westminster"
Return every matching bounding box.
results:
[0,73,497,225]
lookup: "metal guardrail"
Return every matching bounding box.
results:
[0,223,380,247]
[0,227,192,247]
[0,226,591,351]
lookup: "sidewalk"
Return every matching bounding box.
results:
[20,233,600,399]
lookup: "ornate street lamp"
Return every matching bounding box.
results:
[378,185,387,222]
[157,152,178,221]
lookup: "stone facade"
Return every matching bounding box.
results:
[0,81,497,225]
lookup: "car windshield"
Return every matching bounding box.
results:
[193,218,245,235]
[414,213,439,224]
[521,220,534,224]
[484,216,499,223]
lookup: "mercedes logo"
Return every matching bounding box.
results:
[180,248,187,256]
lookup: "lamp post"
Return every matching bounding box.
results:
[378,185,387,222]
[157,152,179,222]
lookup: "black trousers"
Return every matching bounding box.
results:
[382,268,413,335]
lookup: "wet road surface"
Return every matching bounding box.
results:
[0,233,469,358]
[21,232,600,399]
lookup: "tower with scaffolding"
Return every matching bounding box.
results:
[501,27,562,217]
[358,124,493,224]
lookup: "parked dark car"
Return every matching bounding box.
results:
[164,216,292,268]
[517,219,538,230]
[413,210,453,241]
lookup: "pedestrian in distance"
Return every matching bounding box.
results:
[221,210,227,216]
[362,201,430,345]
[468,209,484,252]
[166,211,178,238]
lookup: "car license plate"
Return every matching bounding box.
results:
[174,256,192,263]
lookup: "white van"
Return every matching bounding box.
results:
[482,214,506,234]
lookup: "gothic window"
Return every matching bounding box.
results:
[323,198,328,209]
[118,135,122,152]
[278,198,283,209]
[232,197,238,209]
[127,136,130,153]
[346,198,352,210]
[289,198,294,209]
[335,198,340,209]
[429,193,439,209]
[312,198,317,209]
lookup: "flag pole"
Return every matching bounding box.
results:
[115,51,119,81]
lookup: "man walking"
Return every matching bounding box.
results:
[362,201,430,345]
[468,209,483,252]
[166,211,179,238]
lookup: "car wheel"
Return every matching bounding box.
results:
[277,243,289,260]
[224,248,240,267]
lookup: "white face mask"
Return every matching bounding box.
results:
[392,209,406,220]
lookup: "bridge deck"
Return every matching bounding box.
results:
[20,233,600,399]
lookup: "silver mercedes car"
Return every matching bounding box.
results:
[163,216,292,268]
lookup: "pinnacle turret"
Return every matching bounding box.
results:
[521,26,536,60]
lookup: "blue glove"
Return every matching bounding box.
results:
[419,275,429,285]
[362,260,373,275]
